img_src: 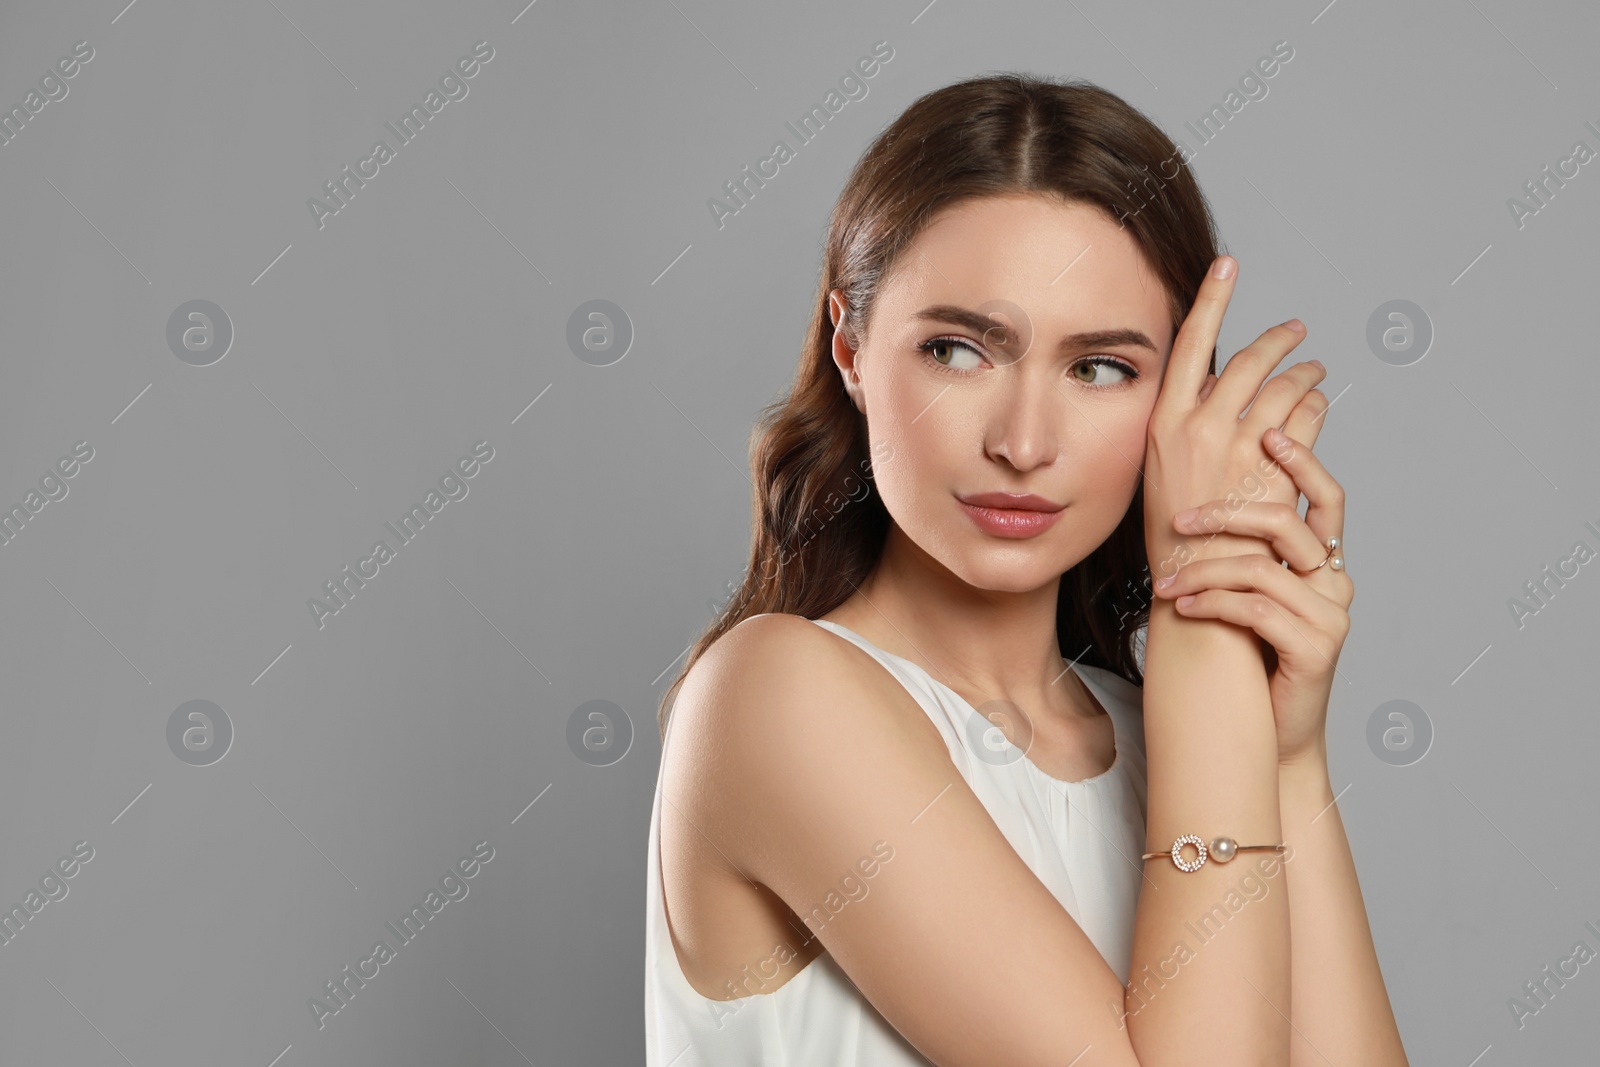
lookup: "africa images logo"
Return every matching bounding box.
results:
[308,840,495,1030]
[308,440,495,630]
[706,40,895,230]
[307,41,495,231]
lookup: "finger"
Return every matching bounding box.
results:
[1263,427,1347,554]
[1170,589,1345,674]
[1173,498,1328,572]
[1240,356,1326,443]
[1157,256,1237,416]
[1207,321,1314,423]
[1155,553,1346,623]
[1281,386,1329,450]
[1197,372,1218,403]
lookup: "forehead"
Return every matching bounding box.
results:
[878,194,1174,352]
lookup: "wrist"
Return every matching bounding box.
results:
[1278,743,1334,808]
[1279,738,1328,773]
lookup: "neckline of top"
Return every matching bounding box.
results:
[809,618,1122,788]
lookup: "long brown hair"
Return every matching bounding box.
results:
[659,72,1222,734]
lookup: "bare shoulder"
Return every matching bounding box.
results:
[688,611,874,690]
[669,612,948,761]
[663,612,951,866]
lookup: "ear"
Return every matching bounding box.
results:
[828,288,865,413]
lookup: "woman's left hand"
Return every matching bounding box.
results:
[1151,423,1355,767]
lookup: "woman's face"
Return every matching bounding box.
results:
[831,193,1176,593]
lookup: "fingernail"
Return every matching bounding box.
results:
[1173,507,1199,526]
[1212,256,1236,279]
[1155,574,1175,589]
[1176,594,1197,607]
[1283,318,1305,334]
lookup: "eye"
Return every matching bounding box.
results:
[1069,356,1139,389]
[917,336,987,375]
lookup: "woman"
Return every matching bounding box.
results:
[647,73,1408,1065]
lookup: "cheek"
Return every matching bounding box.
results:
[1070,413,1148,495]
[868,377,966,511]
[874,407,955,501]
[1087,409,1147,457]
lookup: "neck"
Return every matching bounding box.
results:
[832,524,1079,706]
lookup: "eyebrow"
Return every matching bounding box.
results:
[912,304,1160,356]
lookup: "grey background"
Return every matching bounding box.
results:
[0,0,1596,1063]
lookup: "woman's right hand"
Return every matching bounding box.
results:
[1142,255,1328,576]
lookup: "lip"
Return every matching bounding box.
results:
[958,492,1065,512]
[956,492,1066,539]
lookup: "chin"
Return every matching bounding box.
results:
[944,551,1068,594]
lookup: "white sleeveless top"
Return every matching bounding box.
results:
[645,617,1149,1065]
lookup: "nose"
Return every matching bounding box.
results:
[985,366,1061,472]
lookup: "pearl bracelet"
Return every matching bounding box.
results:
[1141,834,1286,873]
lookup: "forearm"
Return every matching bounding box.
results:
[1278,748,1409,1065]
[1124,595,1289,1065]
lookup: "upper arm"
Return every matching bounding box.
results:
[675,614,1143,1067]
